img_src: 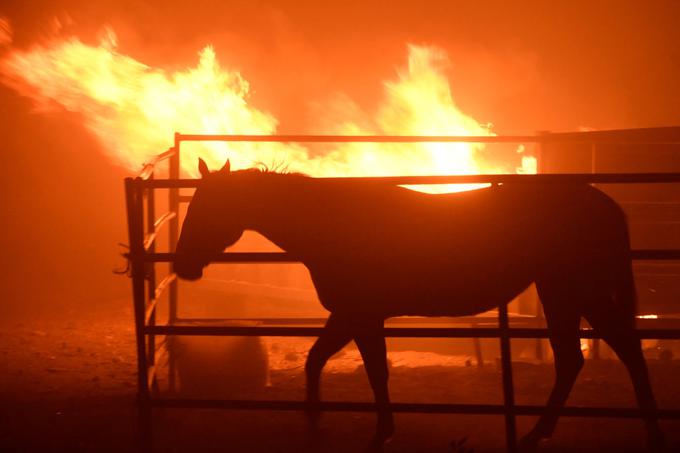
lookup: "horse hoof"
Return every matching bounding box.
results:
[305,409,322,430]
[450,436,473,453]
[517,432,550,452]
[364,434,392,453]
[376,419,394,443]
[364,426,394,452]
[647,431,667,453]
[304,413,325,450]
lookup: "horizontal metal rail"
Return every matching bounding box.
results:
[170,315,534,325]
[176,134,539,143]
[169,309,677,324]
[141,172,680,189]
[148,252,295,262]
[143,250,680,263]
[175,127,680,144]
[151,398,680,419]
[146,325,680,340]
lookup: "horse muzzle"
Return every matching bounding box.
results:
[174,257,205,281]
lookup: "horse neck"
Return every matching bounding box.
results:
[247,174,316,253]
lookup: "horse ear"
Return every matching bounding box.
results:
[221,159,231,174]
[198,158,210,178]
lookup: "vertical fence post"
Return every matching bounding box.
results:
[169,134,180,322]
[125,177,152,448]
[533,132,548,362]
[589,140,601,360]
[499,302,517,453]
[146,173,157,378]
[167,134,181,392]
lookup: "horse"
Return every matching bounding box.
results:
[174,158,665,451]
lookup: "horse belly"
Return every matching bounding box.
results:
[387,271,533,317]
[310,259,535,318]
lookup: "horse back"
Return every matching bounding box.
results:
[294,182,627,318]
[301,182,623,259]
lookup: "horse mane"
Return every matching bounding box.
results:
[252,161,290,174]
[234,162,309,179]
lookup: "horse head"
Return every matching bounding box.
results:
[174,158,245,280]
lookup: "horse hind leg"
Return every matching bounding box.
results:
[305,314,353,430]
[519,279,585,450]
[353,319,394,450]
[584,293,666,451]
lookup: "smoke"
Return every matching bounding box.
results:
[0,16,11,46]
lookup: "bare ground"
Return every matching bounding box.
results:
[1,303,679,453]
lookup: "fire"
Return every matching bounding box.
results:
[0,27,299,173]
[0,24,536,190]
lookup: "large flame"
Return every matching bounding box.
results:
[0,25,536,190]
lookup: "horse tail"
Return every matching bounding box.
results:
[612,218,638,324]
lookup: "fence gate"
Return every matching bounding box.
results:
[125,128,680,452]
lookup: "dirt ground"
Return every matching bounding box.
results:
[1,303,679,453]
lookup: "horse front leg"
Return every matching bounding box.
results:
[305,314,352,430]
[354,319,394,449]
[519,290,583,451]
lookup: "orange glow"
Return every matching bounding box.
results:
[0,27,536,191]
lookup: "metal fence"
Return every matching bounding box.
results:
[124,127,680,452]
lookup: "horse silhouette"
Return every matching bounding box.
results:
[174,159,665,451]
